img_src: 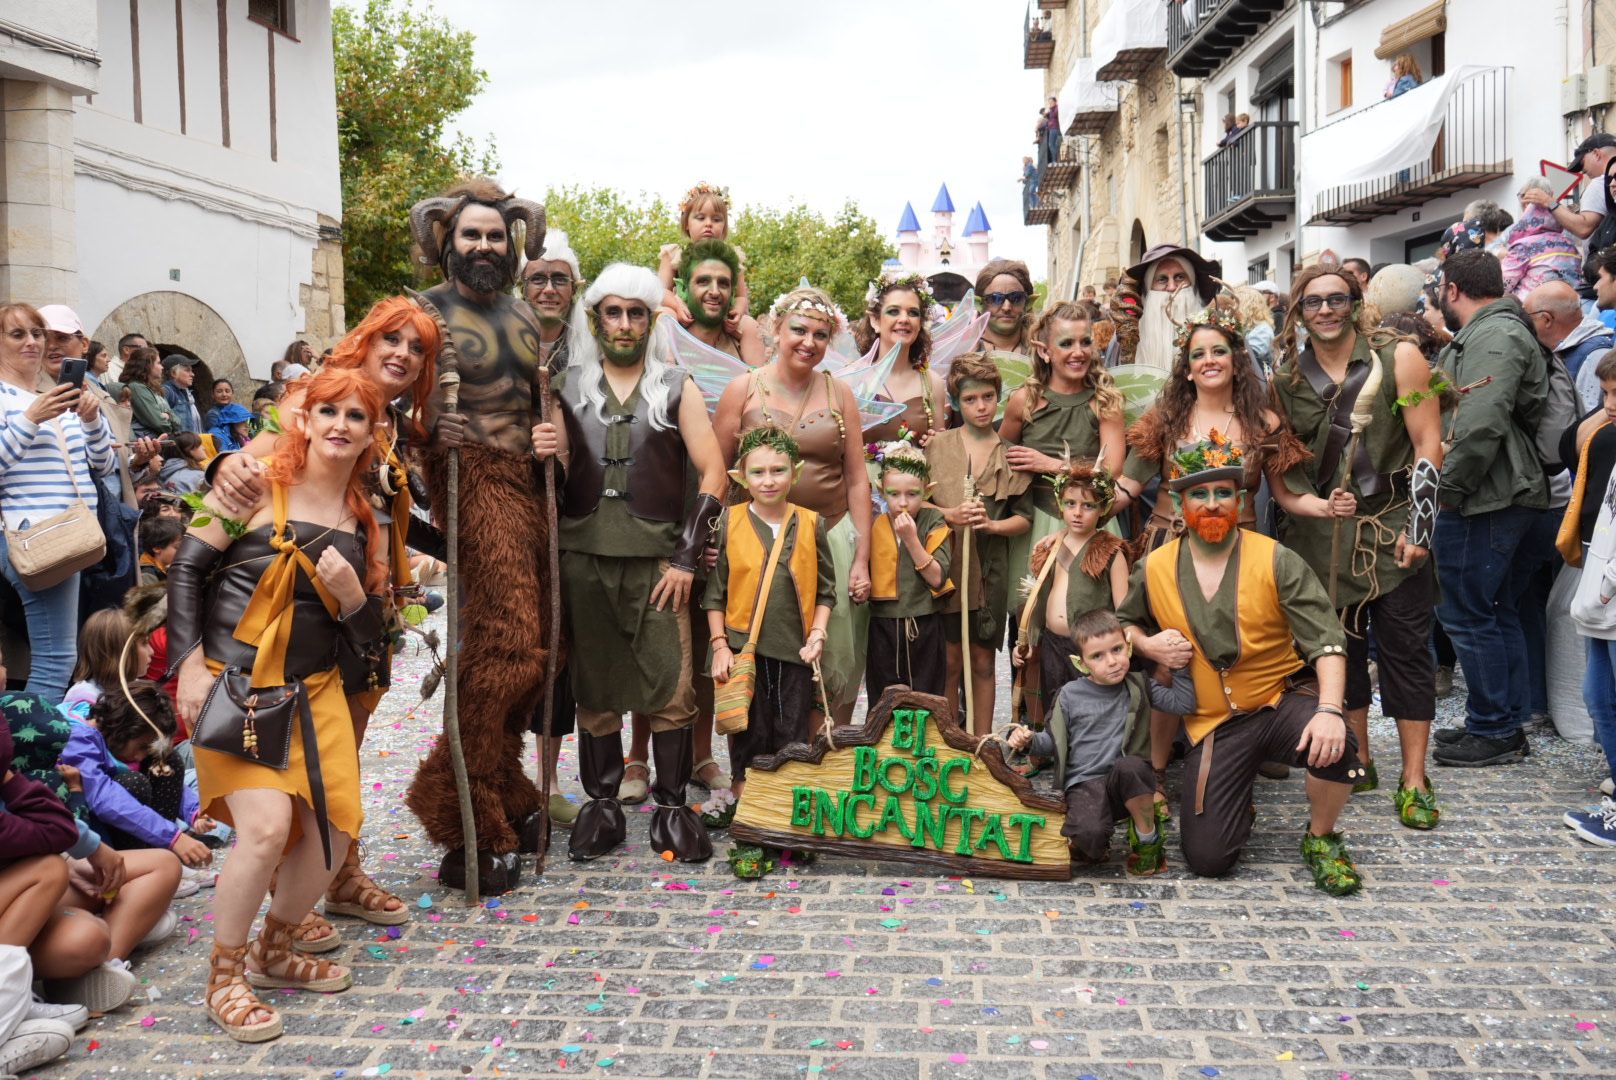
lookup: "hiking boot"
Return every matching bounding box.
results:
[1432,730,1527,768]
[1299,830,1362,896]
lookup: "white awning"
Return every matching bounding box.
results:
[1092,0,1169,78]
[1058,56,1121,126]
[1298,64,1497,218]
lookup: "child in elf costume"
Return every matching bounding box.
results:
[703,426,834,876]
[925,353,1033,734]
[865,440,954,701]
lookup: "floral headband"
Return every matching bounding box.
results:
[866,273,937,314]
[865,430,929,480]
[736,424,802,464]
[1168,429,1245,483]
[769,291,843,326]
[680,182,731,217]
[1173,301,1245,351]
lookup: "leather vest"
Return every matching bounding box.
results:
[560,367,688,523]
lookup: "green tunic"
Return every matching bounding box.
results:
[870,506,953,620]
[702,507,836,664]
[925,429,1034,644]
[1117,534,1347,666]
[1017,387,1101,516]
[1271,335,1414,608]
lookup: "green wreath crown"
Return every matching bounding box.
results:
[735,424,802,464]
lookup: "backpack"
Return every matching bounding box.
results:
[1500,304,1578,476]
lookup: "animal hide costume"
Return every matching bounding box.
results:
[400,184,555,889]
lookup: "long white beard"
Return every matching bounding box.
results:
[1137,286,1200,370]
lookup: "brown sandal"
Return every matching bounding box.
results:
[207,942,282,1042]
[291,910,342,954]
[247,914,353,992]
[323,844,408,926]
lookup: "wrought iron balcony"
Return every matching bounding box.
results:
[1024,4,1055,69]
[1307,67,1511,226]
[1202,121,1296,242]
[1024,191,1059,227]
[1042,143,1082,190]
[1166,0,1287,79]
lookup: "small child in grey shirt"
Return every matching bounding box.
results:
[1007,610,1194,874]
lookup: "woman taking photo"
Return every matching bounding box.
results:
[170,367,388,1042]
[0,303,117,701]
[714,286,873,725]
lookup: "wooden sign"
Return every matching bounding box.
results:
[730,686,1072,880]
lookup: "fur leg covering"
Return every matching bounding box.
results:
[406,443,551,854]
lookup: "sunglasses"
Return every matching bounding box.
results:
[985,291,1028,308]
[1300,294,1353,313]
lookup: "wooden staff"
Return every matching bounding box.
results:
[407,287,479,904]
[1010,536,1061,728]
[1328,353,1384,608]
[534,367,560,873]
[959,460,976,732]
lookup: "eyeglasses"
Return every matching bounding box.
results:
[525,273,573,292]
[985,291,1028,308]
[1300,294,1353,313]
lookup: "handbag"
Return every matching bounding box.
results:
[3,419,106,591]
[1557,419,1610,567]
[714,511,793,736]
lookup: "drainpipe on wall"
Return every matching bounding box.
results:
[1072,135,1093,300]
[1176,74,1192,247]
[1294,5,1309,276]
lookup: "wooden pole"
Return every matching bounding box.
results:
[439,367,479,905]
[959,462,976,733]
[534,367,560,873]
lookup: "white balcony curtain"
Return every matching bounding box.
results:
[1092,0,1169,75]
[1299,64,1495,217]
[1058,56,1121,125]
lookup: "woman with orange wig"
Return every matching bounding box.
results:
[206,296,450,943]
[168,367,390,1041]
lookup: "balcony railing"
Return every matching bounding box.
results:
[1024,191,1060,227]
[1166,0,1287,79]
[1202,121,1296,241]
[1308,67,1512,226]
[1024,4,1054,69]
[1042,142,1082,189]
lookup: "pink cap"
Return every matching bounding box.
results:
[36,304,85,336]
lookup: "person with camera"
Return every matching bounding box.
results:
[0,304,116,701]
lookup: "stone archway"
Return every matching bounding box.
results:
[91,291,248,391]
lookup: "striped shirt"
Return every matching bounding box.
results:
[0,382,115,530]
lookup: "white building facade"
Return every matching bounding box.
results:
[1178,0,1606,288]
[0,0,343,385]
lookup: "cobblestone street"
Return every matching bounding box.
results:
[42,625,1616,1080]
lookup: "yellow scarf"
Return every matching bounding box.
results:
[232,481,342,688]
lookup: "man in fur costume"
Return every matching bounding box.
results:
[402,179,551,894]
[530,263,727,864]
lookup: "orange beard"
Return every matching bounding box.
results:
[1183,502,1237,544]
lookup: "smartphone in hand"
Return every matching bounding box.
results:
[57,358,88,390]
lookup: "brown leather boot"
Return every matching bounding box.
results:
[649,727,712,863]
[569,731,627,861]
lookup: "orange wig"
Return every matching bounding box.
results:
[266,367,388,594]
[322,296,441,438]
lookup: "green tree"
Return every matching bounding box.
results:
[540,186,895,319]
[334,0,497,322]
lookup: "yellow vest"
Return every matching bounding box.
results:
[869,514,953,601]
[724,503,819,640]
[1144,533,1303,745]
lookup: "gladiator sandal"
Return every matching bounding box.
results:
[289,911,342,955]
[206,942,282,1043]
[1394,778,1440,830]
[1299,830,1363,896]
[1352,760,1380,794]
[246,914,354,993]
[324,842,408,926]
[1125,819,1167,877]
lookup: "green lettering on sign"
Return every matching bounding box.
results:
[973,813,1011,859]
[1007,813,1044,863]
[876,794,914,840]
[846,793,876,838]
[851,745,877,794]
[939,757,971,804]
[912,797,948,850]
[790,787,813,827]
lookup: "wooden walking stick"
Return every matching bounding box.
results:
[406,287,480,905]
[959,460,976,733]
[1327,353,1384,608]
[533,367,560,873]
[1010,533,1062,729]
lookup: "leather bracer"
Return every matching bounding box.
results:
[1407,457,1439,549]
[164,534,225,674]
[671,493,723,574]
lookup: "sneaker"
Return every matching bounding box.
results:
[422,591,446,613]
[137,908,178,949]
[1434,666,1455,698]
[181,866,217,889]
[1600,777,1614,797]
[44,958,137,1015]
[27,992,89,1032]
[1432,730,1527,768]
[0,1018,74,1074]
[1565,798,1616,846]
[173,876,199,899]
[1434,726,1467,745]
[1523,712,1556,736]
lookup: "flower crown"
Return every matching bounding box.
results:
[1173,300,1245,351]
[865,429,929,480]
[680,181,731,217]
[769,290,844,328]
[1168,429,1245,481]
[1047,452,1118,515]
[735,424,802,464]
[866,273,937,314]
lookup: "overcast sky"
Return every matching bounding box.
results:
[412,0,1050,277]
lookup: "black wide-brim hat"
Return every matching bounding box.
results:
[1166,465,1245,493]
[1126,244,1223,306]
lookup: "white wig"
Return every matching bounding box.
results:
[567,262,681,431]
[532,229,581,280]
